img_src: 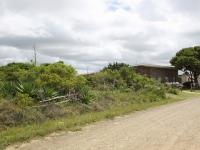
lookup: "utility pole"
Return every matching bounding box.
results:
[33,44,37,66]
[86,66,89,74]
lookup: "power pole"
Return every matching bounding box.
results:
[86,66,89,74]
[33,44,37,66]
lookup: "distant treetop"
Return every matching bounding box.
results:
[102,62,131,71]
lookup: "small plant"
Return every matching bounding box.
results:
[167,88,179,95]
[13,93,34,107]
[36,87,59,100]
[0,82,16,97]
[77,86,92,104]
[15,81,36,97]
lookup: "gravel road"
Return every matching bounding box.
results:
[7,97,200,150]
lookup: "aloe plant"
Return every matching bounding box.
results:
[15,81,37,97]
[37,87,59,100]
[0,82,16,97]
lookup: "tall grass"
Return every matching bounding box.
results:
[1,91,199,149]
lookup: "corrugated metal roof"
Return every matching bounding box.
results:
[134,64,176,69]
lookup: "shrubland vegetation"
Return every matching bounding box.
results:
[0,61,90,129]
[0,61,183,148]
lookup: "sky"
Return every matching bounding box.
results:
[0,0,200,73]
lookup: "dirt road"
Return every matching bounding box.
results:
[7,97,200,150]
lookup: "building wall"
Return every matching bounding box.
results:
[180,74,200,84]
[135,66,178,83]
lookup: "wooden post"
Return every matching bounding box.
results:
[33,44,37,66]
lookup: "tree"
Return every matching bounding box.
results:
[170,46,200,86]
[102,62,131,71]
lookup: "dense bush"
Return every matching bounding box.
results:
[0,61,90,104]
[165,86,180,95]
[86,65,162,93]
[0,62,95,129]
[0,62,172,130]
[102,62,130,71]
[13,93,34,107]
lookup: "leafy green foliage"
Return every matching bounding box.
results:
[36,87,58,100]
[76,86,92,104]
[86,66,162,93]
[165,84,180,95]
[0,63,34,82]
[13,93,34,107]
[15,82,37,97]
[0,61,171,131]
[0,82,17,98]
[102,62,131,71]
[0,62,90,103]
[170,46,200,85]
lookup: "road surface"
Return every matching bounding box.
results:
[7,97,200,150]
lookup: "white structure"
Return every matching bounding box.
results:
[180,73,200,85]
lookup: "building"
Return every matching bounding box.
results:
[179,73,200,84]
[134,64,178,83]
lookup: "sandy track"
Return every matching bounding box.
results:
[7,97,200,150]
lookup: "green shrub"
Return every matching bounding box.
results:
[167,88,180,95]
[86,65,162,93]
[15,82,36,97]
[137,85,166,102]
[36,87,58,101]
[102,62,131,71]
[13,93,34,107]
[164,84,180,95]
[0,62,171,130]
[0,62,91,103]
[0,82,16,97]
[76,86,92,104]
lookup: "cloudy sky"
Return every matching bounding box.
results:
[0,0,199,73]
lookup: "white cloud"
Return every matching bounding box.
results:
[0,0,199,72]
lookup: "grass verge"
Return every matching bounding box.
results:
[1,91,200,149]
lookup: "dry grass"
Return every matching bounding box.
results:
[0,91,199,150]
